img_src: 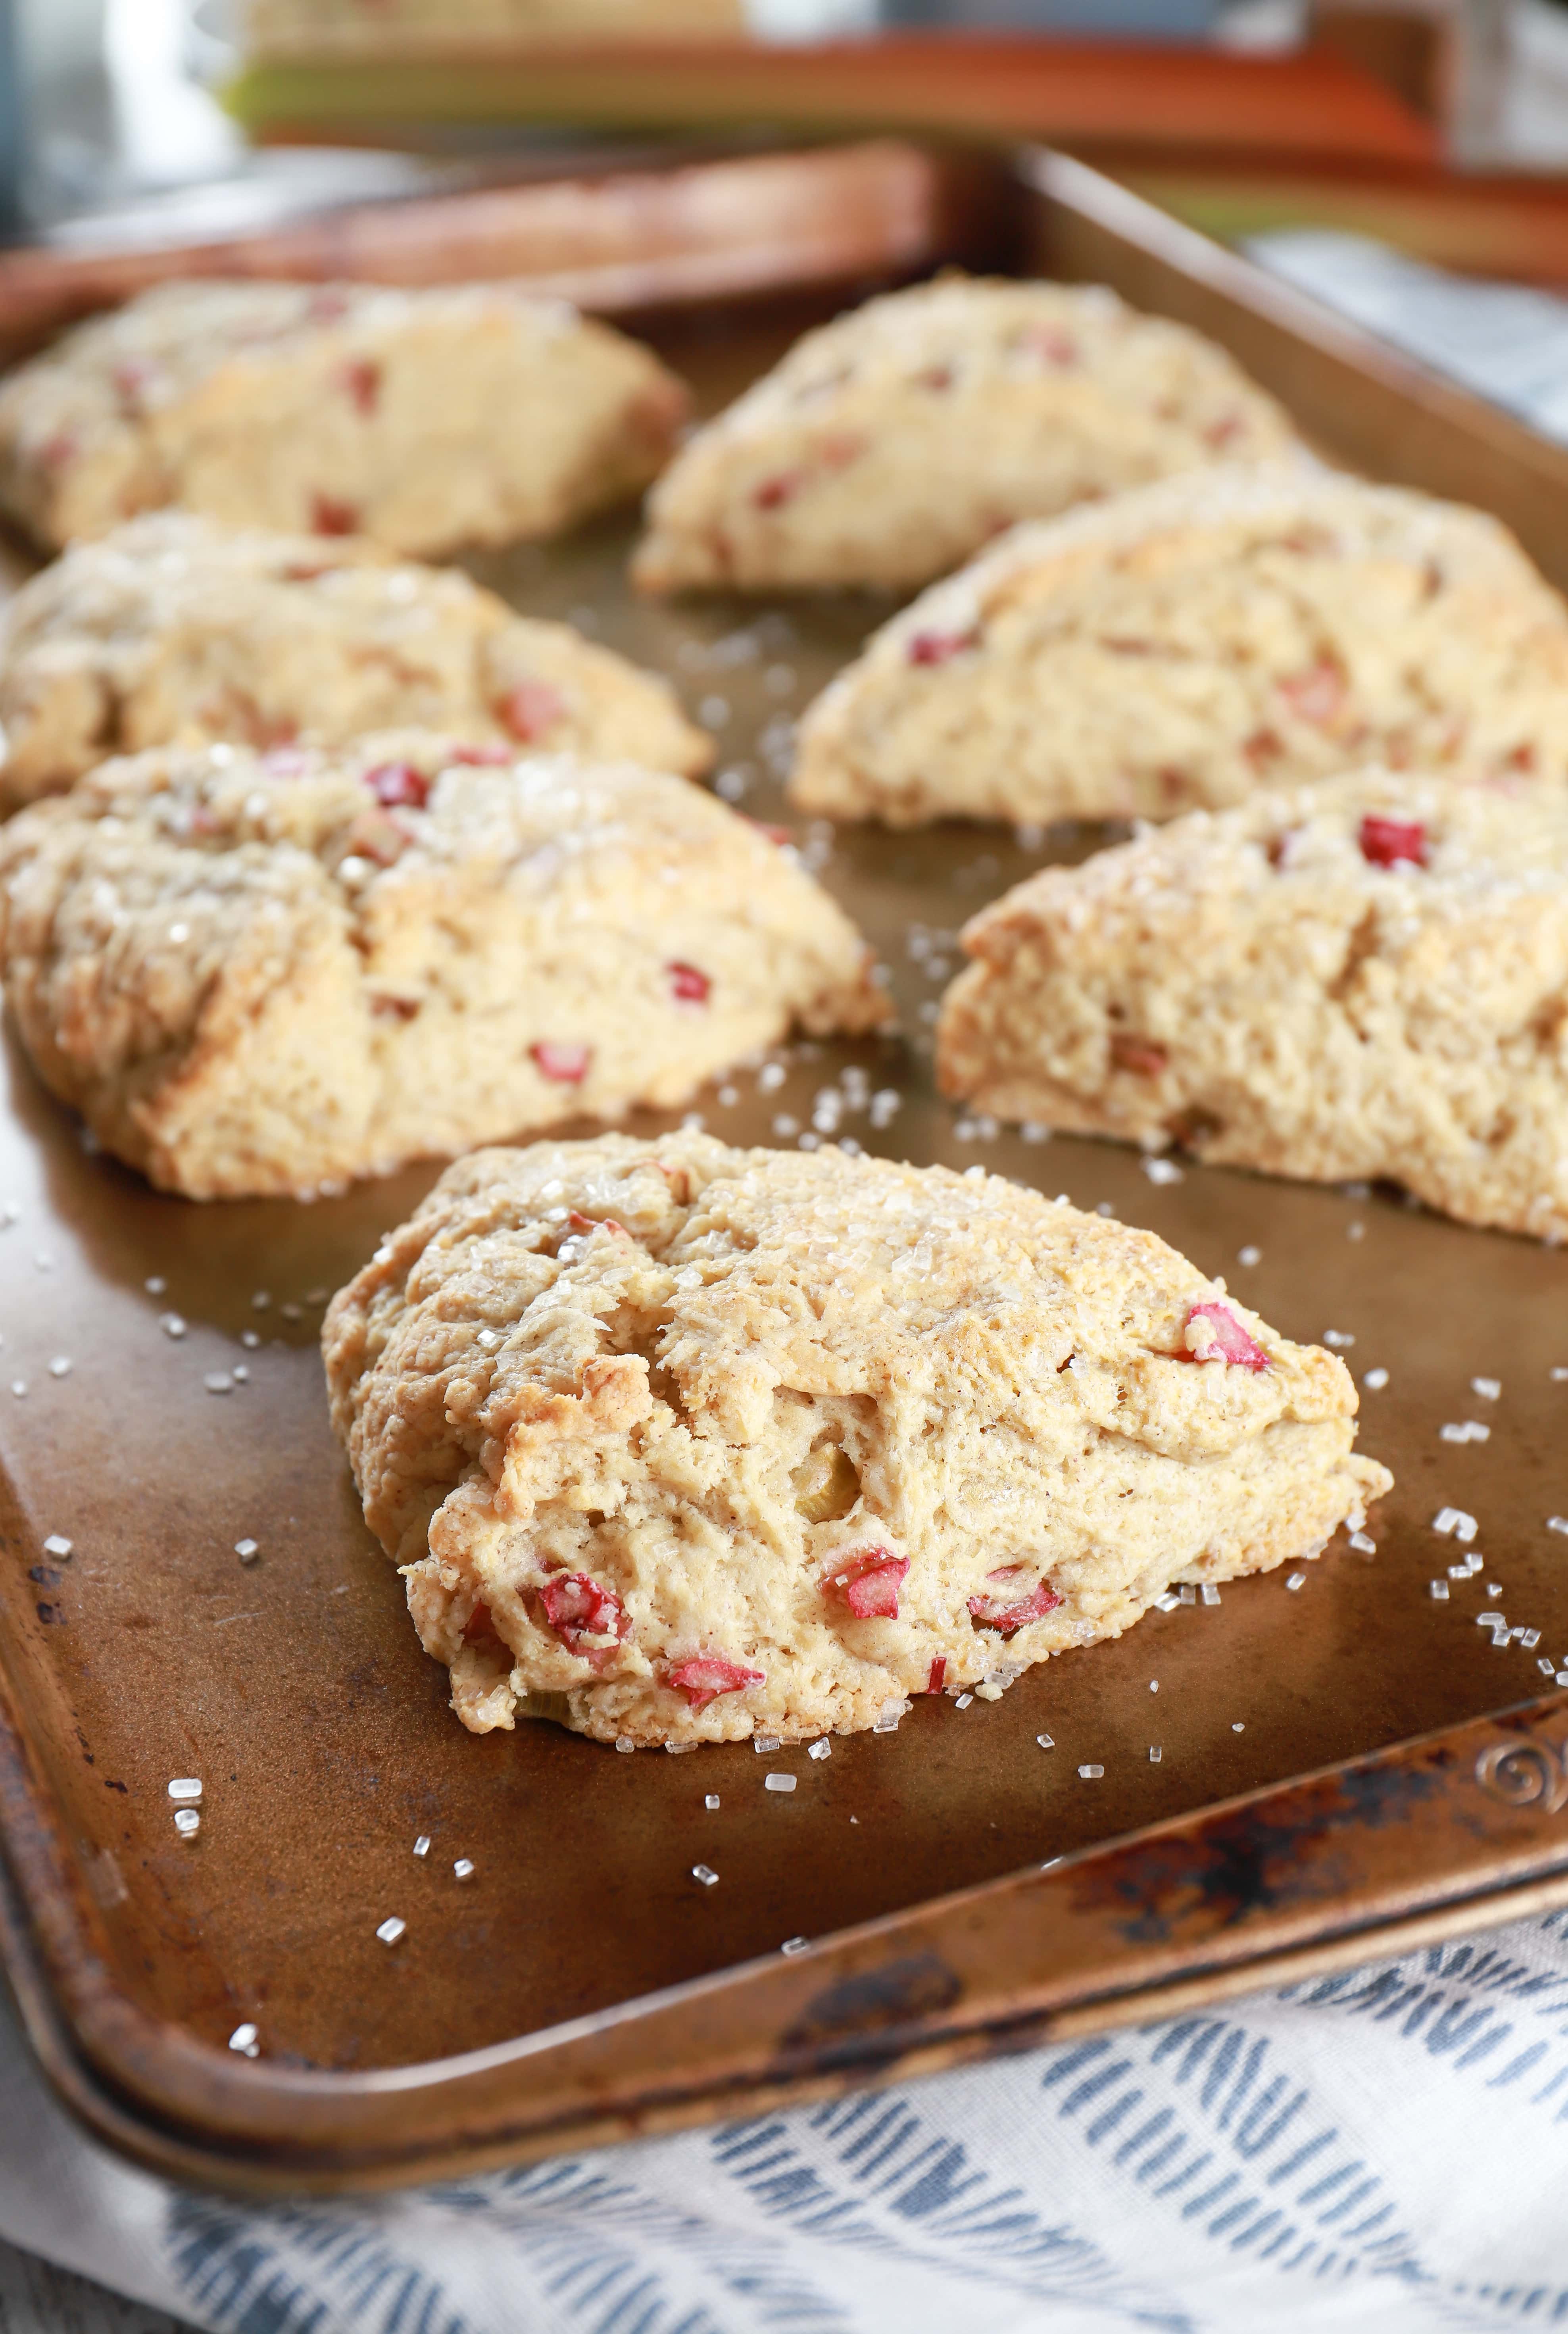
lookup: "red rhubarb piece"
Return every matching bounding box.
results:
[667,961,711,1006]
[461,1599,496,1643]
[340,358,381,415]
[111,358,155,410]
[744,820,793,846]
[1020,323,1079,366]
[364,761,429,810]
[1110,1034,1168,1076]
[1277,659,1345,726]
[1358,814,1428,870]
[38,429,78,471]
[311,492,360,536]
[370,994,420,1021]
[1203,412,1244,448]
[1185,1300,1270,1371]
[566,1209,628,1237]
[668,1654,766,1710]
[536,1572,630,1669]
[499,681,565,742]
[825,1546,910,1621]
[967,1578,1062,1634]
[907,629,976,668]
[532,1042,591,1084]
[449,742,512,765]
[926,1656,947,1694]
[752,469,807,510]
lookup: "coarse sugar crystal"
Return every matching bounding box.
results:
[1363,1367,1389,1390]
[705,1794,720,1809]
[47,1357,70,1378]
[376,1917,406,1944]
[1433,1508,1478,1541]
[1078,1763,1104,1780]
[1471,1377,1502,1400]
[1430,1580,1450,1600]
[780,1937,810,1956]
[1199,1584,1220,1606]
[691,1865,718,1888]
[1149,1746,1162,1763]
[752,1735,782,1754]
[174,1809,200,1837]
[453,1859,475,1880]
[413,1836,430,1857]
[764,1774,797,1794]
[1286,1572,1306,1592]
[228,2023,259,2056]
[234,1538,259,1561]
[1349,1531,1376,1555]
[167,1778,202,1801]
[1237,1246,1262,1267]
[807,1740,831,1761]
[615,1737,635,1753]
[1036,1733,1054,1750]
[42,1535,71,1558]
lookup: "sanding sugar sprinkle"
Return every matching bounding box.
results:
[1363,1368,1389,1391]
[453,1859,475,1881]
[1349,1531,1377,1554]
[1548,1518,1568,1536]
[1433,1508,1478,1541]
[954,1692,974,1709]
[173,1809,200,1837]
[807,1739,831,1760]
[764,1774,797,1794]
[1079,1763,1105,1780]
[376,1917,406,1945]
[1149,1745,1163,1763]
[46,1357,70,1378]
[413,1835,430,1857]
[1286,1572,1307,1592]
[204,1372,234,1396]
[615,1737,635,1753]
[1471,1377,1502,1401]
[167,1777,202,1801]
[780,1937,810,1956]
[1322,1330,1354,1348]
[42,1535,71,1558]
[159,1313,186,1339]
[752,1735,782,1754]
[234,1538,259,1563]
[705,1794,720,1810]
[227,2023,259,2057]
[1036,1733,1055,1750]
[1237,1246,1261,1267]
[692,1865,719,1888]
[1143,1157,1182,1186]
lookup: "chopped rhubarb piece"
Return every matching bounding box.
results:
[1185,1300,1270,1371]
[1018,323,1079,366]
[1203,412,1244,448]
[344,808,407,867]
[826,1546,910,1621]
[1277,659,1345,726]
[532,1042,591,1084]
[111,358,156,410]
[461,1599,496,1643]
[38,430,78,472]
[1244,728,1284,771]
[819,431,865,470]
[499,680,565,742]
[1110,1034,1168,1077]
[907,629,977,668]
[340,358,381,415]
[449,742,513,766]
[370,994,420,1021]
[567,1209,628,1236]
[745,820,793,846]
[668,1654,766,1710]
[753,469,807,510]
[364,761,429,810]
[926,1656,947,1694]
[311,492,360,537]
[916,364,955,391]
[967,1578,1062,1634]
[1358,813,1428,870]
[536,1572,630,1669]
[668,961,711,1006]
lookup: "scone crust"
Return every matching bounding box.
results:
[938,767,1568,1239]
[0,279,688,556]
[631,276,1297,596]
[790,467,1568,827]
[0,735,888,1199]
[323,1132,1390,1747]
[0,513,710,809]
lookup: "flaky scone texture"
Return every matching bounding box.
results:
[323,1132,1390,1747]
[0,736,887,1200]
[630,277,1297,596]
[938,769,1568,1240]
[0,278,687,556]
[791,468,1568,827]
[0,513,710,811]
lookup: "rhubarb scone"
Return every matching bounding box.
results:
[0,513,710,810]
[630,276,1298,596]
[938,769,1568,1240]
[0,278,688,557]
[791,468,1568,827]
[0,736,887,1200]
[323,1132,1390,1746]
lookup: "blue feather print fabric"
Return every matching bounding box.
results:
[3,1912,1568,2334]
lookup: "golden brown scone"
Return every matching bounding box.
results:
[0,735,888,1200]
[631,276,1298,596]
[791,468,1568,827]
[0,278,687,556]
[323,1132,1391,1747]
[938,769,1568,1240]
[0,513,710,811]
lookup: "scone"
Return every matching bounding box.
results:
[0,278,687,557]
[630,277,1298,596]
[938,769,1568,1241]
[0,513,710,811]
[323,1132,1390,1747]
[791,468,1568,827]
[0,735,887,1200]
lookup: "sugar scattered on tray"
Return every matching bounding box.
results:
[376,1917,406,1945]
[1149,1746,1162,1763]
[1036,1733,1054,1750]
[1553,1365,1568,1382]
[1078,1763,1104,1780]
[1349,1531,1376,1555]
[453,1859,475,1881]
[413,1835,430,1857]
[1200,1584,1220,1606]
[168,1778,202,1801]
[1441,1421,1489,1444]
[1363,1367,1389,1390]
[807,1740,830,1761]
[231,1366,248,1384]
[1322,1330,1354,1348]
[10,1383,25,1400]
[159,1313,186,1340]
[752,1735,782,1754]
[240,1330,260,1350]
[1548,1517,1568,1536]
[615,1737,635,1753]
[1232,1722,1245,1732]
[705,1794,720,1810]
[205,1372,234,1396]
[234,1538,258,1563]
[1236,1246,1261,1267]
[691,1865,719,1888]
[46,1357,70,1378]
[780,1937,810,1956]
[1347,1221,1365,1241]
[1432,1507,1478,1541]
[664,1742,696,1755]
[1143,1157,1182,1186]
[228,2023,259,2057]
[42,1535,71,1559]
[1286,1572,1306,1592]
[251,1292,270,1309]
[1153,1590,1181,1612]
[764,1774,796,1794]
[1430,1580,1450,1600]
[174,1809,200,1838]
[954,1692,974,1709]
[1471,1377,1502,1401]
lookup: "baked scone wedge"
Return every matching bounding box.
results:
[323,1132,1390,1747]
[791,468,1568,827]
[630,276,1297,596]
[0,278,687,557]
[0,735,887,1200]
[0,513,710,811]
[938,769,1568,1240]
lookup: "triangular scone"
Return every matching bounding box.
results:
[0,737,888,1200]
[323,1133,1391,1747]
[630,277,1297,596]
[791,468,1568,827]
[0,278,688,557]
[938,769,1568,1240]
[0,512,711,811]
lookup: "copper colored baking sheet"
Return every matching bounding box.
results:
[0,150,1565,2194]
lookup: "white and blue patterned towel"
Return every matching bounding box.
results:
[2,1905,1566,2334]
